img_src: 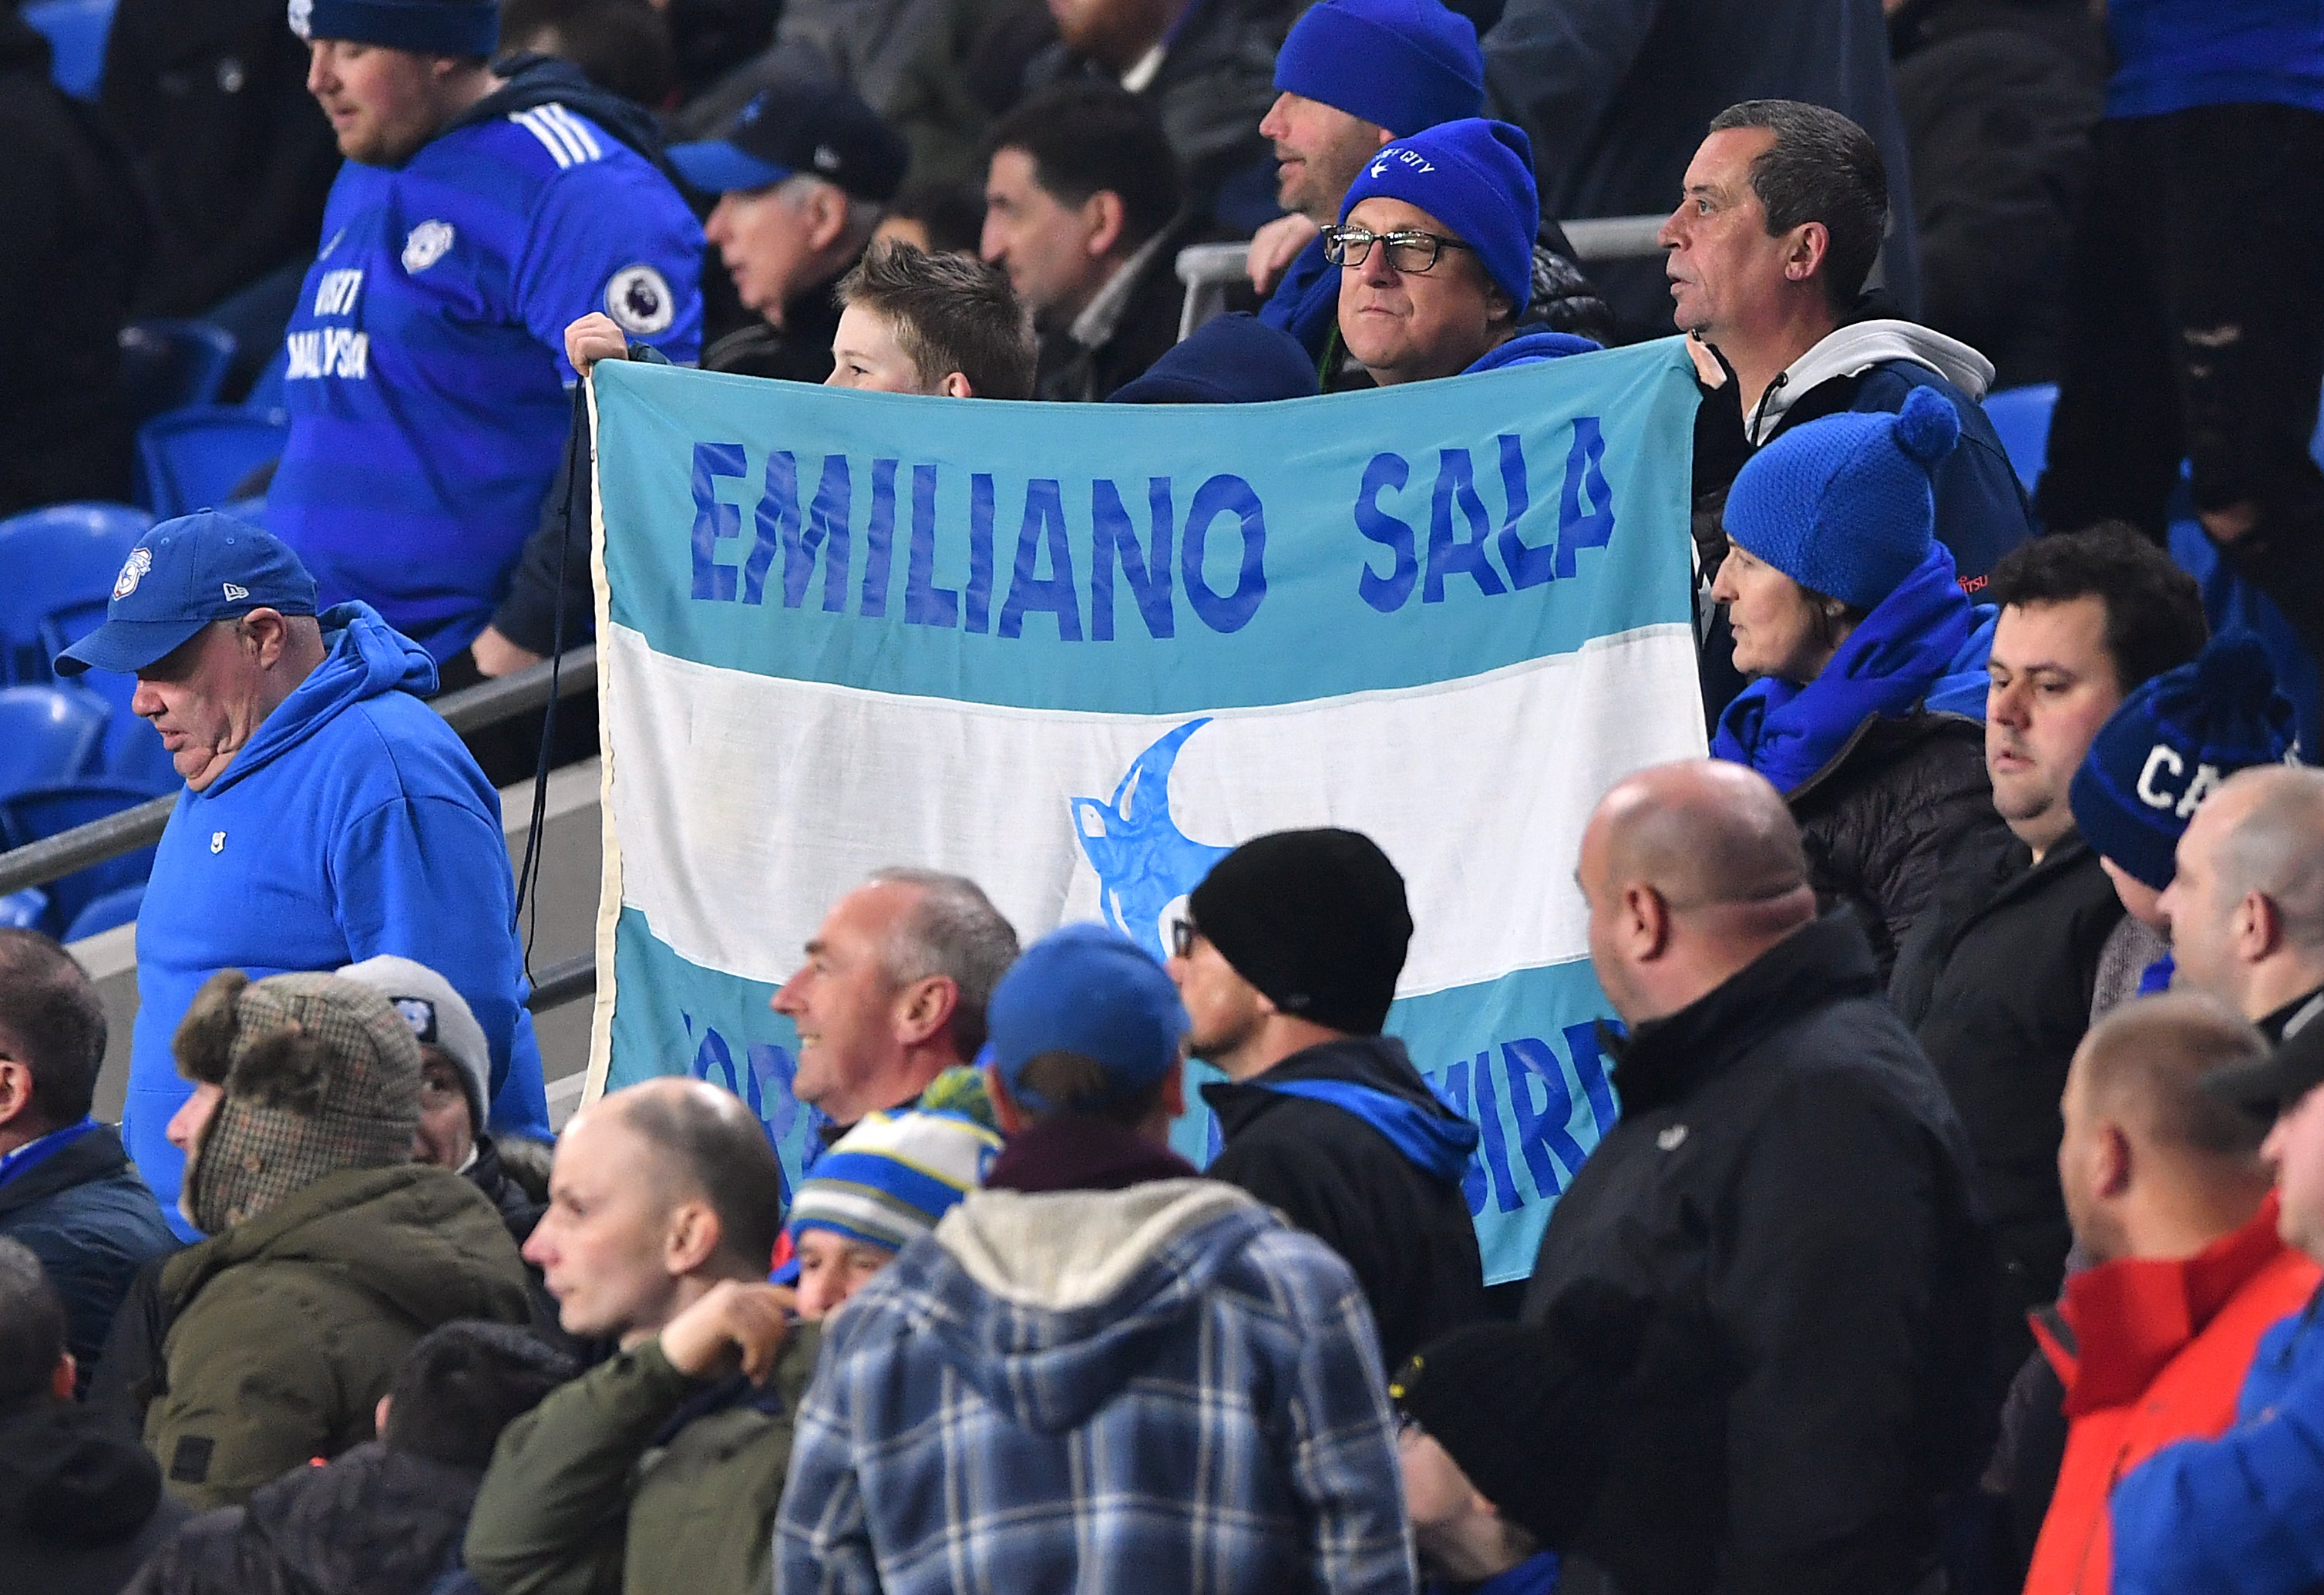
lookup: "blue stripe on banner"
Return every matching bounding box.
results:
[610,903,1619,1285]
[593,341,1700,712]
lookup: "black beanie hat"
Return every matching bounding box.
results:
[1391,1321,1614,1548]
[1186,828,1412,1035]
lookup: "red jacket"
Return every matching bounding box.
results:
[2023,1195,2320,1595]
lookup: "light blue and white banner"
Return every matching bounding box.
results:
[585,342,1705,1283]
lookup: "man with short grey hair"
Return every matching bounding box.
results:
[771,870,1018,1134]
[2161,765,2324,1044]
[1668,99,2032,597]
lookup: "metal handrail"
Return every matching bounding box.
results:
[526,951,597,1012]
[0,644,598,898]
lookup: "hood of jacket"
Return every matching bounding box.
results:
[1206,1033,1481,1183]
[1468,328,1602,374]
[1749,318,1996,443]
[0,1402,163,1549]
[910,1178,1277,1431]
[449,52,671,170]
[160,1164,529,1328]
[220,1442,482,1593]
[197,603,436,799]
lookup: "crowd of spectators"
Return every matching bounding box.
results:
[6,0,2324,1591]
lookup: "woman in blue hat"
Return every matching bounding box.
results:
[1709,385,2011,979]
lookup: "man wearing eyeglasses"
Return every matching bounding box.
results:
[1327,118,1598,388]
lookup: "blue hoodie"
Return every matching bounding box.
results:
[125,603,550,1227]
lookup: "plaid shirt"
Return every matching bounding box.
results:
[775,1179,1416,1595]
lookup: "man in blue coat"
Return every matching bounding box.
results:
[0,930,177,1389]
[2110,1015,2324,1594]
[55,511,550,1231]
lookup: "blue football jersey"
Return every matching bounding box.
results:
[270,99,704,659]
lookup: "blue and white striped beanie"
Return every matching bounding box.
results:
[785,1109,1003,1254]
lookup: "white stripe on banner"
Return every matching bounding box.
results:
[603,617,1702,995]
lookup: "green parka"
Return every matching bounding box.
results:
[465,1320,821,1595]
[143,1163,532,1509]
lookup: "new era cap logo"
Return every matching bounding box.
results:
[813,144,842,173]
[223,582,250,601]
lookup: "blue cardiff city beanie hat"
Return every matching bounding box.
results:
[1723,384,1961,611]
[1273,0,1484,138]
[2070,634,2296,890]
[1109,314,1320,403]
[986,925,1189,1115]
[1338,118,1538,310]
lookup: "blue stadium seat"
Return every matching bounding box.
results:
[0,685,109,800]
[134,406,290,519]
[0,501,150,684]
[64,882,145,942]
[24,0,113,100]
[0,889,50,930]
[0,780,166,937]
[244,346,291,415]
[118,319,238,429]
[1981,384,2057,494]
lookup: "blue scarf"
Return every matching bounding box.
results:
[1924,602,1996,718]
[1712,542,1973,796]
[1256,234,1341,358]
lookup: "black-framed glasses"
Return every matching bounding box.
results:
[1169,917,1199,959]
[1321,226,1475,274]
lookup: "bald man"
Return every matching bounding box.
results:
[2161,766,2324,1045]
[469,1077,811,1595]
[2024,994,2319,1595]
[1525,760,1989,1595]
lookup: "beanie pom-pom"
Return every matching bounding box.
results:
[1893,386,1961,467]
[2195,632,2279,701]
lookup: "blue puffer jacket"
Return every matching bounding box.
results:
[2110,1287,2324,1595]
[0,1122,178,1389]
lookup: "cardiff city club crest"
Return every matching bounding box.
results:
[1070,718,1232,961]
[113,547,152,600]
[402,220,456,274]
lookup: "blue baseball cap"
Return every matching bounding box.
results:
[667,79,908,204]
[54,510,318,678]
[986,924,1189,1115]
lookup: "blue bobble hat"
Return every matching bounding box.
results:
[2070,634,2296,890]
[1109,314,1320,404]
[1723,384,1961,611]
[668,79,908,204]
[985,924,1189,1115]
[1337,118,1538,311]
[785,1109,1003,1254]
[55,510,318,678]
[1273,0,1483,138]
[288,0,498,57]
